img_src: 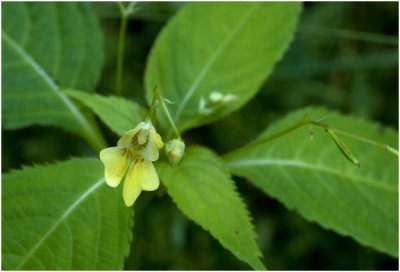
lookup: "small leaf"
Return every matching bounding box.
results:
[2,158,133,270]
[157,146,265,270]
[224,107,398,257]
[65,89,146,136]
[145,2,302,134]
[2,2,104,142]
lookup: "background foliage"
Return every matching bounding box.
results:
[2,2,398,270]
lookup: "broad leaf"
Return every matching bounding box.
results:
[224,107,398,256]
[2,2,104,147]
[145,2,302,134]
[2,158,133,270]
[65,89,145,136]
[157,146,265,270]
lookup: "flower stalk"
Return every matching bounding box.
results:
[151,86,181,140]
[150,86,186,166]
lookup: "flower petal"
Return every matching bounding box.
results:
[141,138,159,161]
[137,129,148,145]
[137,160,160,191]
[123,167,142,207]
[99,147,129,187]
[150,127,164,149]
[141,128,164,161]
[124,159,160,197]
[117,122,147,148]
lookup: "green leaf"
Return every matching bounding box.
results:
[2,2,104,148]
[2,158,133,270]
[145,2,301,134]
[64,89,146,136]
[157,146,265,270]
[224,107,398,257]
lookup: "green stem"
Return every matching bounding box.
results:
[234,118,308,154]
[115,9,128,96]
[160,99,181,139]
[145,93,158,123]
[152,87,181,139]
[331,128,399,157]
[115,2,137,96]
[223,115,398,159]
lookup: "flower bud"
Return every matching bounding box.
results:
[208,91,224,104]
[208,91,237,105]
[198,92,237,116]
[221,93,237,103]
[165,139,185,166]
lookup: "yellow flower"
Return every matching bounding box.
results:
[99,121,164,206]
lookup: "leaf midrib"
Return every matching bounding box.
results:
[226,158,397,193]
[2,32,96,138]
[16,178,105,269]
[173,3,261,125]
[162,161,264,270]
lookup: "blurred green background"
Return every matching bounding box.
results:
[2,2,398,270]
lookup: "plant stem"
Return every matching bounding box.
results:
[115,9,128,96]
[145,93,158,123]
[151,87,181,139]
[232,118,308,154]
[331,128,399,157]
[115,2,137,96]
[159,99,181,139]
[223,115,398,159]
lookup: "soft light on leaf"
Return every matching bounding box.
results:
[2,158,133,270]
[145,2,302,134]
[157,146,265,270]
[2,2,104,145]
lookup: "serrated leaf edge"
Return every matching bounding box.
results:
[160,146,265,269]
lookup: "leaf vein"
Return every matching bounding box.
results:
[227,159,396,193]
[173,3,260,124]
[2,32,98,140]
[16,178,105,269]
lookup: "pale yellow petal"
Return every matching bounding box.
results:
[141,138,159,161]
[117,122,147,148]
[136,160,160,191]
[124,160,160,192]
[137,129,148,145]
[99,147,128,187]
[150,128,164,149]
[117,128,139,148]
[141,128,163,161]
[123,166,142,206]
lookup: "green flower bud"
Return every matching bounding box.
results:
[208,91,224,104]
[221,93,237,103]
[165,139,185,166]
